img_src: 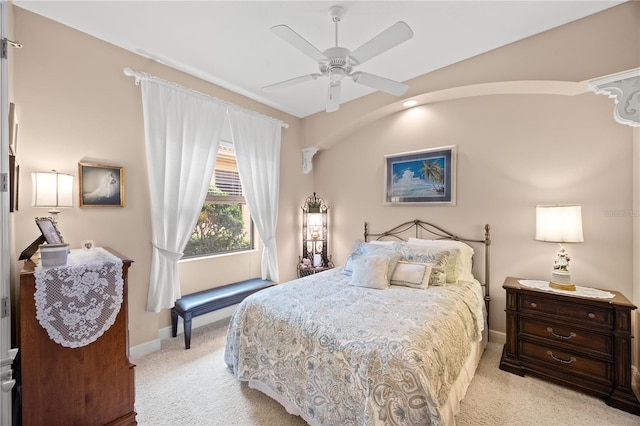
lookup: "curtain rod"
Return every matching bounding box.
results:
[123,67,289,129]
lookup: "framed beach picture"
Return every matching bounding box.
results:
[78,162,124,208]
[384,145,456,206]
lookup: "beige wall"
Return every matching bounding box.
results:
[9,2,640,352]
[307,1,640,334]
[11,7,310,347]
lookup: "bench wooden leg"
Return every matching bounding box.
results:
[171,308,179,338]
[183,313,193,349]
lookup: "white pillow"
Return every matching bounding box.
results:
[407,238,475,282]
[368,240,396,246]
[360,244,402,276]
[343,241,399,276]
[390,261,432,289]
[350,255,391,290]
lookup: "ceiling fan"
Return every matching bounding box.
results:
[264,5,414,112]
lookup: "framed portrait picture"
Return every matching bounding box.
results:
[36,217,64,244]
[78,162,124,208]
[9,154,18,213]
[8,102,16,155]
[384,145,456,206]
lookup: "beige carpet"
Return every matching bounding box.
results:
[135,319,640,425]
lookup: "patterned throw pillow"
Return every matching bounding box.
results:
[398,245,450,286]
[407,238,475,282]
[406,243,460,282]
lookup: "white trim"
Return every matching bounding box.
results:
[1,1,15,422]
[587,68,640,128]
[488,329,506,345]
[130,304,238,360]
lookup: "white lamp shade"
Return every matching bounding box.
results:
[535,205,584,243]
[307,213,323,227]
[32,171,74,208]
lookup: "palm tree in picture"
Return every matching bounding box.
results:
[421,160,445,193]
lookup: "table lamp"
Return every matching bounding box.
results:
[32,170,74,223]
[535,204,584,291]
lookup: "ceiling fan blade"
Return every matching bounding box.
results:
[326,83,341,112]
[349,21,413,66]
[263,73,321,90]
[351,72,408,96]
[271,25,327,63]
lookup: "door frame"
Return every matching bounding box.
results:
[1,0,14,424]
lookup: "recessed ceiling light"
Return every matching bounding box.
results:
[403,100,417,107]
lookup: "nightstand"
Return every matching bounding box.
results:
[500,276,640,416]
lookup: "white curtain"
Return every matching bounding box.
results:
[140,78,225,312]
[228,109,281,282]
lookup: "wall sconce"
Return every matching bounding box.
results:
[535,204,584,291]
[301,192,332,275]
[32,170,74,222]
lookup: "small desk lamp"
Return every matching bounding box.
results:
[535,204,584,291]
[32,170,74,223]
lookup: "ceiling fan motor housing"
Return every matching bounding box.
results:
[321,46,352,81]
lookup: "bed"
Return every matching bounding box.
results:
[224,219,491,425]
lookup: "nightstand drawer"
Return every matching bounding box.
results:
[520,318,611,355]
[520,341,612,384]
[519,293,612,327]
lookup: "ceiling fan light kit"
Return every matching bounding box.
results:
[265,5,414,112]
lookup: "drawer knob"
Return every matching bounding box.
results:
[546,327,576,340]
[530,302,537,308]
[547,351,576,364]
[588,312,596,319]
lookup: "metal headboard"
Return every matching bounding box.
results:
[364,219,491,326]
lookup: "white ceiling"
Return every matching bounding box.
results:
[13,1,624,118]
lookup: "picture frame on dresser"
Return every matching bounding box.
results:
[78,162,124,208]
[35,217,64,244]
[384,145,456,206]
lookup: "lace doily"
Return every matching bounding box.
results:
[518,280,615,299]
[34,247,124,348]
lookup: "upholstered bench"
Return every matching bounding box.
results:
[171,278,274,349]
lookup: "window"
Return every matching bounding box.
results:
[183,142,253,258]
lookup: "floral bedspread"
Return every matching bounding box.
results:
[224,267,485,426]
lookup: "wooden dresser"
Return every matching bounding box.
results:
[19,248,136,425]
[500,276,640,415]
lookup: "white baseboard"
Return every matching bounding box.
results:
[130,304,238,360]
[488,329,506,345]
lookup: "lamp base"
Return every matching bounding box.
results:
[549,270,575,291]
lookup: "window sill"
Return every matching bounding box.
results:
[179,248,260,263]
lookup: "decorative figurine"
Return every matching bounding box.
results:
[553,247,570,271]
